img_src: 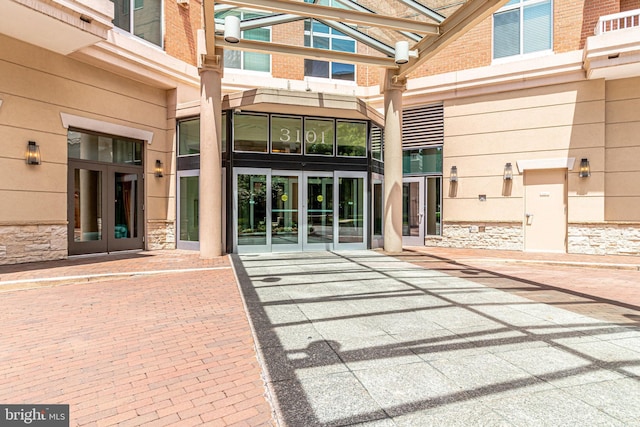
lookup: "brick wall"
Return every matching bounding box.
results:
[261,1,627,81]
[164,0,201,65]
[621,0,640,11]
[272,21,305,80]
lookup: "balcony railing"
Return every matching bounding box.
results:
[595,9,640,35]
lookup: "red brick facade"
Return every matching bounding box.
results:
[161,1,636,81]
[164,0,201,65]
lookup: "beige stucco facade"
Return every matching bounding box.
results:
[1,0,640,264]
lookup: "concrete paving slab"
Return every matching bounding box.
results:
[233,250,640,426]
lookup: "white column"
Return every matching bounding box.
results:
[198,59,223,258]
[382,70,406,253]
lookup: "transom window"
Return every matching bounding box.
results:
[216,10,271,73]
[110,0,162,47]
[493,0,552,60]
[233,112,367,157]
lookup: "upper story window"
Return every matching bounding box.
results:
[111,0,162,47]
[216,10,271,73]
[493,0,552,60]
[303,0,356,81]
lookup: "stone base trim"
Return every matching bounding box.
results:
[147,220,176,250]
[0,224,67,265]
[424,222,523,251]
[569,223,640,256]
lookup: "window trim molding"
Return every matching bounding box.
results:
[61,113,154,145]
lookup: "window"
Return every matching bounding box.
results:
[304,0,356,81]
[336,121,366,157]
[493,0,552,60]
[110,0,162,47]
[216,10,271,73]
[234,113,269,153]
[178,118,200,156]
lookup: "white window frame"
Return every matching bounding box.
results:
[222,10,272,74]
[492,0,553,63]
[303,12,357,83]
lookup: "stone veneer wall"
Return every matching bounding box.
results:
[0,223,67,265]
[424,222,523,251]
[568,223,640,256]
[147,220,176,250]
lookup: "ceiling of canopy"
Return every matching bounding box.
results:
[206,0,508,79]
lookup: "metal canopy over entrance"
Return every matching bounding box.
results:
[197,0,510,257]
[211,0,510,80]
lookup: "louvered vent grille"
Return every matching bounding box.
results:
[371,125,383,161]
[402,103,444,149]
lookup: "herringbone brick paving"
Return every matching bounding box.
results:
[0,251,276,427]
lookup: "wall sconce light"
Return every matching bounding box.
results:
[503,162,513,180]
[450,166,458,183]
[224,15,241,43]
[26,141,41,165]
[155,160,164,178]
[579,158,591,178]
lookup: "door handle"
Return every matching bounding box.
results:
[418,213,424,223]
[525,213,533,225]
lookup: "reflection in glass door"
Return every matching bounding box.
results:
[402,178,424,246]
[72,167,105,252]
[177,171,200,250]
[233,169,367,253]
[305,175,333,248]
[68,163,143,255]
[402,176,442,247]
[235,170,268,252]
[338,175,364,246]
[272,173,301,250]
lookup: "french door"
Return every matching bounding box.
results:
[68,161,143,255]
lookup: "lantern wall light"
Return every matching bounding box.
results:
[26,141,41,165]
[155,160,164,178]
[450,166,458,183]
[503,162,513,180]
[579,158,591,178]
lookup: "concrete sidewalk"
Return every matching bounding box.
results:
[233,250,640,426]
[1,247,640,426]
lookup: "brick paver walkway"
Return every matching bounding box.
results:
[0,251,276,427]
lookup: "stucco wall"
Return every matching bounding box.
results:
[604,76,640,221]
[0,34,174,263]
[442,79,606,225]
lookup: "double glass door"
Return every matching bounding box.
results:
[402,176,442,246]
[234,168,366,253]
[68,161,143,255]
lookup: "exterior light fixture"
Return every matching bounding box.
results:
[503,162,513,180]
[394,41,418,65]
[224,15,241,43]
[395,41,409,64]
[155,160,164,178]
[26,141,41,165]
[579,158,591,178]
[450,165,458,183]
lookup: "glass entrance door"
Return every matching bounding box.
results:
[68,162,143,255]
[402,176,442,247]
[304,173,334,250]
[233,169,367,253]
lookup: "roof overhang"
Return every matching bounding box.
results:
[222,88,385,127]
[0,0,113,55]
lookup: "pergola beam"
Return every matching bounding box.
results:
[216,0,440,34]
[215,36,399,68]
